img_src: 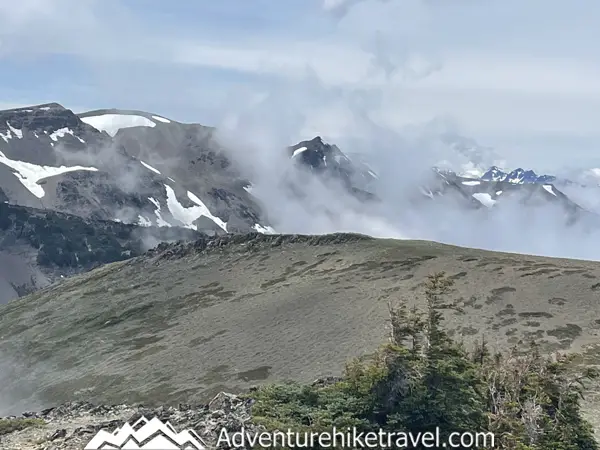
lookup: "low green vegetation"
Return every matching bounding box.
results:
[249,273,598,449]
[0,418,45,436]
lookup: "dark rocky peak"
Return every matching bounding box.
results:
[0,103,100,138]
[287,136,376,197]
[481,166,557,184]
[288,136,349,171]
[481,166,506,181]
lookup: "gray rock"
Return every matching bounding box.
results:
[0,392,264,450]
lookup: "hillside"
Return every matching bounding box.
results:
[2,233,600,429]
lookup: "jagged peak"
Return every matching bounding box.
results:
[291,136,327,149]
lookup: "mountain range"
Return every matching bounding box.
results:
[4,102,600,441]
[0,102,599,302]
[480,166,557,184]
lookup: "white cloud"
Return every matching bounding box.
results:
[2,0,600,170]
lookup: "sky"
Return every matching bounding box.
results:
[1,0,600,171]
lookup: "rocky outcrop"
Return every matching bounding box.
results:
[146,231,374,261]
[0,392,262,449]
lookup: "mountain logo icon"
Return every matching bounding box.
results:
[84,416,207,449]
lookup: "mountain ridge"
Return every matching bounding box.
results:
[3,232,600,429]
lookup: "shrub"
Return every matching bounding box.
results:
[0,418,45,436]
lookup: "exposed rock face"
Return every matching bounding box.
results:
[0,392,262,450]
[145,231,373,261]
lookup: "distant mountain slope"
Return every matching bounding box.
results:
[0,104,272,234]
[0,201,199,303]
[80,109,268,233]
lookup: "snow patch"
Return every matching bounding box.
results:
[0,150,98,198]
[461,180,481,186]
[253,224,276,234]
[152,115,170,123]
[292,146,308,158]
[80,114,156,137]
[7,123,22,139]
[164,185,227,231]
[1,122,23,142]
[472,192,496,207]
[140,160,161,174]
[186,189,228,231]
[542,184,557,196]
[49,127,85,143]
[496,190,503,195]
[148,197,171,227]
[137,215,153,227]
[243,184,253,194]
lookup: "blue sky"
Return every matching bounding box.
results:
[2,0,600,170]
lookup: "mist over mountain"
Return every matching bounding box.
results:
[1,102,600,267]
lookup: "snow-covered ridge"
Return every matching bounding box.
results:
[480,166,556,184]
[81,114,156,137]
